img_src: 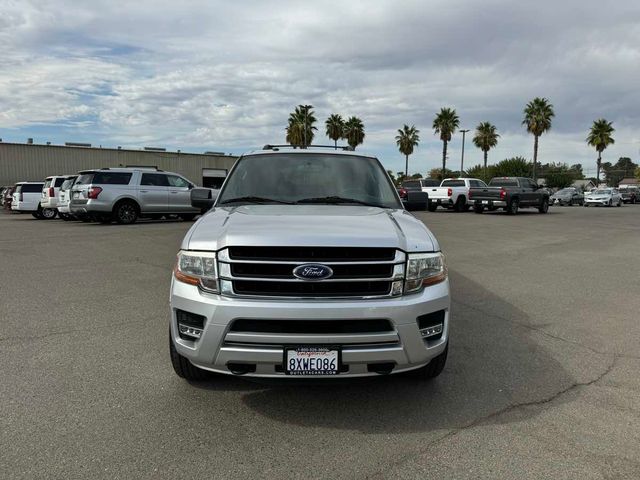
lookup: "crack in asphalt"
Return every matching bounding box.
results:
[366,354,618,479]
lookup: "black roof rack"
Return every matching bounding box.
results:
[262,144,354,151]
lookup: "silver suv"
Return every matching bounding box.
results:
[70,168,201,224]
[169,147,450,381]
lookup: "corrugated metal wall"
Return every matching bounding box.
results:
[0,143,237,186]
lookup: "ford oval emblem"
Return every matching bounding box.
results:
[293,264,334,281]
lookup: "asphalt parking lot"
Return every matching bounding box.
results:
[1,205,639,479]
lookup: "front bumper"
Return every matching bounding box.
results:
[584,199,611,206]
[170,278,450,378]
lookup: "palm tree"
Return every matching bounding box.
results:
[325,114,345,149]
[343,116,365,150]
[395,124,420,176]
[522,97,555,180]
[432,108,460,179]
[586,119,615,185]
[286,105,317,148]
[472,122,500,180]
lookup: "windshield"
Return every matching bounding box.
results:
[217,153,401,208]
[441,180,465,187]
[594,189,611,195]
[489,179,518,187]
[60,178,76,191]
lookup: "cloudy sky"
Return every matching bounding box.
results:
[1,0,639,175]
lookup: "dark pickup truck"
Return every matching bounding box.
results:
[468,177,550,215]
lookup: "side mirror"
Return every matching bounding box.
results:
[405,191,429,211]
[190,188,218,210]
[188,183,194,190]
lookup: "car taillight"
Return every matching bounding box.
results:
[399,188,407,198]
[447,188,452,197]
[48,187,54,197]
[500,188,506,200]
[468,190,472,199]
[87,186,103,199]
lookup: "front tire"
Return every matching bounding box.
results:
[179,214,197,221]
[453,196,466,212]
[539,197,549,214]
[407,343,448,380]
[169,331,209,381]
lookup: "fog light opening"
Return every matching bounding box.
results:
[175,309,206,341]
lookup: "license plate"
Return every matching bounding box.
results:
[285,346,340,375]
[482,200,489,204]
[73,192,79,198]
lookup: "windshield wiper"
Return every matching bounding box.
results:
[219,196,294,205]
[295,196,386,208]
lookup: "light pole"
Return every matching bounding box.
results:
[460,129,470,176]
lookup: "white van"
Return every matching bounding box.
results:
[12,182,48,218]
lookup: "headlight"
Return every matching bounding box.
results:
[174,250,218,293]
[405,252,447,293]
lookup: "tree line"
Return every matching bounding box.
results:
[285,105,365,150]
[285,100,620,186]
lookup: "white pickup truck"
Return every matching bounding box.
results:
[427,178,488,212]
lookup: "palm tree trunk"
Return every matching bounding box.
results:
[442,141,447,180]
[405,154,409,177]
[483,150,488,180]
[532,135,539,180]
[334,138,337,150]
[596,151,602,185]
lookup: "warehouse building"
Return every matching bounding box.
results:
[0,141,237,188]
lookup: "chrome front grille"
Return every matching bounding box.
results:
[218,247,405,299]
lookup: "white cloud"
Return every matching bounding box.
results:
[0,0,639,173]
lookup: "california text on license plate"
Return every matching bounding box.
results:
[285,346,340,375]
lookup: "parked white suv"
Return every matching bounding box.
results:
[427,178,487,212]
[70,168,201,224]
[11,182,46,217]
[40,175,74,218]
[57,175,78,220]
[170,147,450,381]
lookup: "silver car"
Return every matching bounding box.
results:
[584,188,622,207]
[169,147,450,381]
[69,168,201,224]
[550,187,584,206]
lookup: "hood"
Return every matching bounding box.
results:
[183,205,438,252]
[587,194,611,200]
